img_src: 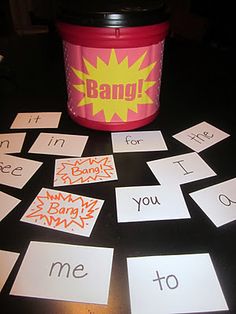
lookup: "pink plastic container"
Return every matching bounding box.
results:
[57,1,169,131]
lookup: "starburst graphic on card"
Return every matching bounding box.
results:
[54,155,118,186]
[71,49,157,122]
[21,188,104,237]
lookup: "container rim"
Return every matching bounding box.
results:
[57,0,169,27]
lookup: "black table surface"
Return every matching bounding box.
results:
[0,32,235,314]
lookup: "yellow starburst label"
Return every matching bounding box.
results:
[71,49,157,122]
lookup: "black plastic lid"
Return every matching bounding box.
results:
[57,0,169,27]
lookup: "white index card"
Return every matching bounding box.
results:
[147,152,216,186]
[54,155,117,186]
[189,177,236,227]
[10,112,61,129]
[21,187,104,237]
[0,191,21,221]
[0,250,20,291]
[115,185,190,222]
[10,241,114,305]
[0,133,26,154]
[127,253,228,314]
[0,154,43,189]
[111,131,168,153]
[29,132,88,157]
[173,121,230,152]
